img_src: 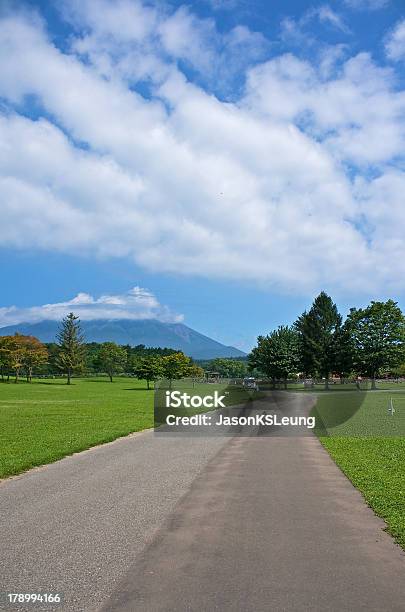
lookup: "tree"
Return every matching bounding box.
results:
[347,300,405,389]
[331,320,354,382]
[187,363,205,387]
[0,335,47,382]
[133,355,164,389]
[295,292,342,388]
[161,352,191,388]
[97,342,127,382]
[6,334,26,383]
[20,335,48,382]
[248,326,300,388]
[187,363,205,378]
[392,362,405,378]
[56,313,85,385]
[0,336,13,381]
[210,358,247,378]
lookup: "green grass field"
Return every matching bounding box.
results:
[312,389,405,549]
[0,376,252,479]
[312,390,405,436]
[0,377,155,479]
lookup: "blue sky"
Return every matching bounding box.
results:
[0,0,405,351]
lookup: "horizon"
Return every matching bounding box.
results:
[0,289,403,355]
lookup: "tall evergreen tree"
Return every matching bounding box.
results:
[295,292,342,388]
[56,313,85,385]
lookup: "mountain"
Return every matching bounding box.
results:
[0,319,246,359]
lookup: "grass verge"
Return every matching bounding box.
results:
[312,390,405,549]
[320,437,405,549]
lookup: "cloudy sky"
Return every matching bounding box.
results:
[0,0,404,349]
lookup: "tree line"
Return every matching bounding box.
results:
[248,292,405,389]
[0,313,204,386]
[197,358,248,378]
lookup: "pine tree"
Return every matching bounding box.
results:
[295,292,341,388]
[56,313,85,385]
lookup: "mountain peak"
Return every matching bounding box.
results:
[0,319,246,359]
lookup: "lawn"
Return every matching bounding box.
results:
[0,376,252,479]
[312,390,405,436]
[311,389,405,549]
[0,377,154,479]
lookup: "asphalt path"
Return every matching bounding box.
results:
[1,392,405,612]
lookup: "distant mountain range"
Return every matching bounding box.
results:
[0,319,246,360]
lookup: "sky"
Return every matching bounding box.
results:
[0,0,405,351]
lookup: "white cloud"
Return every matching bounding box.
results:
[158,6,216,74]
[61,0,158,43]
[64,0,266,91]
[280,5,350,45]
[386,18,405,61]
[157,6,267,88]
[0,4,404,298]
[315,5,350,33]
[0,287,183,327]
[318,43,349,78]
[244,52,405,165]
[279,17,308,46]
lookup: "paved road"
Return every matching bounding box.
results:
[0,430,228,611]
[1,392,405,611]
